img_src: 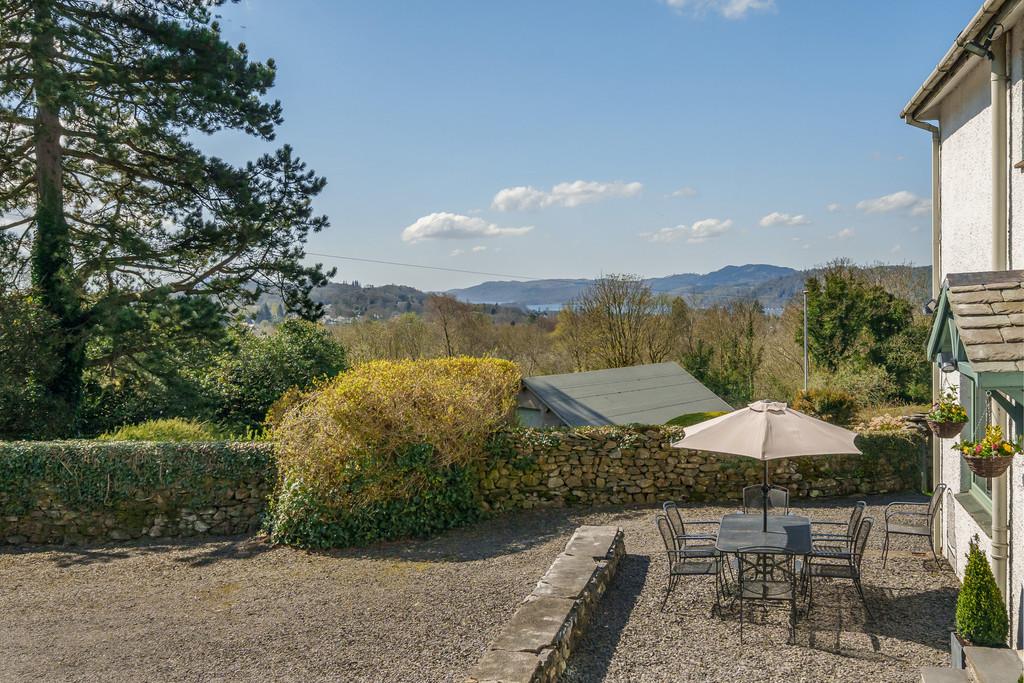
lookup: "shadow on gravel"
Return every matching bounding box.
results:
[321,505,621,564]
[561,554,650,683]
[1,534,274,568]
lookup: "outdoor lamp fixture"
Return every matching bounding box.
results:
[922,298,937,315]
[965,25,999,60]
[938,352,958,374]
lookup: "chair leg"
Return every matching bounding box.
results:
[661,574,676,611]
[882,532,890,569]
[854,577,873,621]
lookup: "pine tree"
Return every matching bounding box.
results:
[0,1,331,431]
[956,537,1008,647]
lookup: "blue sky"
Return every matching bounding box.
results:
[209,0,974,291]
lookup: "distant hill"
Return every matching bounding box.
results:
[448,264,803,309]
[257,263,931,321]
[447,263,930,311]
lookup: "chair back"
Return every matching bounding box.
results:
[736,545,797,599]
[743,484,790,515]
[852,517,873,572]
[656,515,677,555]
[847,501,867,539]
[928,483,948,521]
[662,501,685,538]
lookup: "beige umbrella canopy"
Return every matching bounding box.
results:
[672,400,862,530]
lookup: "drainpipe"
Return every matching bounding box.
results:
[990,33,1009,598]
[904,115,943,556]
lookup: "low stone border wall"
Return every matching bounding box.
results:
[467,525,625,683]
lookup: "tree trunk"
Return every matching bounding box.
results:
[30,2,84,433]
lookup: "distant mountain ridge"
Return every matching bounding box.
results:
[448,264,804,309]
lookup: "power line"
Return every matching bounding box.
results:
[305,252,541,281]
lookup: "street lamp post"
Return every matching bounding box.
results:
[802,289,808,391]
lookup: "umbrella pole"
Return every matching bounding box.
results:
[762,460,769,533]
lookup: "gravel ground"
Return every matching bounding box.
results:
[562,495,958,683]
[0,496,956,683]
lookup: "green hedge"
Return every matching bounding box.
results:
[0,441,276,516]
[267,443,481,549]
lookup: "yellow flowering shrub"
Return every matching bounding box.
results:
[268,357,521,547]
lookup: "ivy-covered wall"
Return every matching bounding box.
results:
[480,426,925,512]
[0,426,924,547]
[0,441,275,545]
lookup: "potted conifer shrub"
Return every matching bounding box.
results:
[927,386,968,438]
[951,537,1009,669]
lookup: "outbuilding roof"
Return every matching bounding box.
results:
[933,270,1024,373]
[521,362,732,427]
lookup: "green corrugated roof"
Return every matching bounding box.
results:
[522,362,732,427]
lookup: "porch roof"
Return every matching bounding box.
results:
[927,270,1024,375]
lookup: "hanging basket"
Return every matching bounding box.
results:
[927,419,967,439]
[963,454,1014,478]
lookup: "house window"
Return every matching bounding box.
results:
[959,376,992,508]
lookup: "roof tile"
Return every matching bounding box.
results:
[957,315,1011,329]
[992,301,1024,315]
[949,290,1003,305]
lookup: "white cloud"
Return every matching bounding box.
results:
[662,0,776,19]
[451,245,489,256]
[856,190,930,216]
[492,180,643,211]
[834,228,855,240]
[403,212,532,243]
[759,211,811,227]
[670,186,698,198]
[891,244,902,254]
[826,202,841,213]
[642,218,732,244]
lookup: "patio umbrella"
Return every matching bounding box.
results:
[671,400,862,532]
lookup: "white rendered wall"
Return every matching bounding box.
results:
[934,24,1024,647]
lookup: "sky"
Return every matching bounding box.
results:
[206,0,977,291]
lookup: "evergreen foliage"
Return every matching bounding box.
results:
[956,537,1009,648]
[1,0,330,433]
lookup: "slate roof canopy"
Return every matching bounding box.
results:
[520,362,732,427]
[944,270,1024,373]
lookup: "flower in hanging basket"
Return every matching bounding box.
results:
[927,386,968,437]
[928,386,968,425]
[953,425,1023,459]
[954,426,1022,477]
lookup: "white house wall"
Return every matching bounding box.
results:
[933,20,1024,648]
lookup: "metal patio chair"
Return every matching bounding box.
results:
[736,544,801,643]
[809,501,867,561]
[805,517,874,620]
[662,501,719,557]
[656,514,726,612]
[742,484,790,515]
[881,483,947,568]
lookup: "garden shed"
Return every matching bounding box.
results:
[516,361,731,428]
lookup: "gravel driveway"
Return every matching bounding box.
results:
[562,496,958,683]
[0,496,956,682]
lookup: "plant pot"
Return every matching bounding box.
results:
[928,419,966,439]
[963,454,1014,478]
[950,631,967,670]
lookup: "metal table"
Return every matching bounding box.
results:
[715,513,812,555]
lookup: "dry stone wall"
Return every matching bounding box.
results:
[0,441,275,545]
[467,525,625,683]
[480,426,924,512]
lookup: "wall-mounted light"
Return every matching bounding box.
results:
[938,352,958,374]
[922,298,937,315]
[965,25,1000,60]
